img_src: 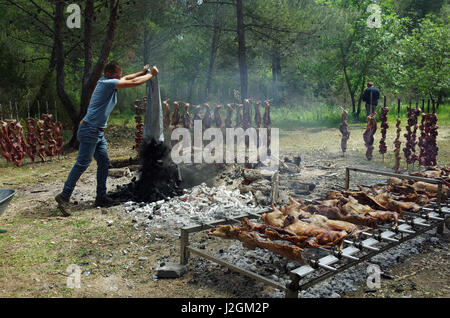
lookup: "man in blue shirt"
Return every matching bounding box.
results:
[55,62,159,216]
[362,82,381,117]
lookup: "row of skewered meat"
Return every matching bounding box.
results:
[340,107,439,169]
[0,115,63,166]
[160,99,273,131]
[209,168,449,262]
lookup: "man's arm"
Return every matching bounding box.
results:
[116,66,158,90]
[121,64,150,81]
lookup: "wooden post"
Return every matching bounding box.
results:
[0,103,2,120]
[422,99,425,111]
[37,100,41,119]
[432,99,435,113]
[384,96,386,108]
[397,99,400,117]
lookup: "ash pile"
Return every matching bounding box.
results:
[111,139,182,203]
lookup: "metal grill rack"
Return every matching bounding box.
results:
[179,167,449,298]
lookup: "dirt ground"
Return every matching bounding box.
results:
[0,125,449,298]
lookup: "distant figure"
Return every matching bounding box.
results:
[362,82,380,117]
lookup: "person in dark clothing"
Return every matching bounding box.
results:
[362,82,380,117]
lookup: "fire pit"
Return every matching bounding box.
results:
[179,167,449,298]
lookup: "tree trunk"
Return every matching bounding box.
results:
[272,48,282,105]
[236,0,248,101]
[55,0,79,147]
[32,45,56,118]
[205,3,221,102]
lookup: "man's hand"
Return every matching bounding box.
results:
[150,66,159,77]
[142,64,150,74]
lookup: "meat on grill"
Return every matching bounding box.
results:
[208,220,305,262]
[363,113,377,161]
[403,107,421,165]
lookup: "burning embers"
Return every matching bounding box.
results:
[209,168,449,262]
[112,138,182,203]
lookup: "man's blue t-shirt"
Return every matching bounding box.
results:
[82,77,120,129]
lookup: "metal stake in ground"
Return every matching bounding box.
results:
[143,75,164,143]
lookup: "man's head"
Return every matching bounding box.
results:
[367,82,374,88]
[105,61,122,79]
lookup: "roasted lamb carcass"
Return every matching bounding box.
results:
[208,221,305,262]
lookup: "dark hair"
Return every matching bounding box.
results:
[104,61,121,75]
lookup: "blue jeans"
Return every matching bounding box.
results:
[62,122,110,199]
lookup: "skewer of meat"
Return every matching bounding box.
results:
[379,106,389,160]
[363,113,377,161]
[202,103,212,129]
[182,103,192,129]
[235,104,243,128]
[43,114,57,158]
[225,104,233,128]
[213,104,223,128]
[0,120,12,162]
[403,106,420,167]
[171,101,181,128]
[243,99,252,130]
[339,107,350,156]
[254,101,262,128]
[162,99,171,131]
[53,121,64,155]
[193,105,202,122]
[394,118,402,173]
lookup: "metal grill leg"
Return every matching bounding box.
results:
[180,229,190,265]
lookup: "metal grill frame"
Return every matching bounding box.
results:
[179,167,449,298]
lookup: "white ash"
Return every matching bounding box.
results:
[123,183,263,232]
[189,232,438,298]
